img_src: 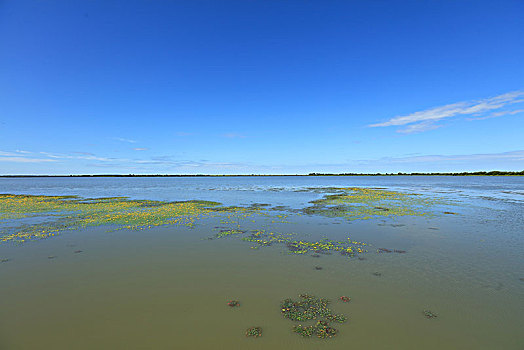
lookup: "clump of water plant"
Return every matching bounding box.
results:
[227,300,240,307]
[281,294,332,321]
[242,231,367,257]
[339,296,351,302]
[293,320,338,338]
[215,229,247,239]
[281,294,347,339]
[245,326,262,337]
[326,313,347,322]
[423,310,437,319]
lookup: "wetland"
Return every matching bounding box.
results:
[0,176,523,349]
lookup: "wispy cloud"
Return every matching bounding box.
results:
[369,91,524,133]
[396,121,442,134]
[0,151,17,156]
[1,150,56,163]
[131,158,243,168]
[298,150,524,173]
[355,150,524,165]
[466,109,524,121]
[39,151,113,162]
[112,137,136,143]
[0,156,56,163]
[133,148,149,151]
[1,148,248,171]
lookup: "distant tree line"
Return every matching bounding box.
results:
[1,170,523,177]
[307,171,524,176]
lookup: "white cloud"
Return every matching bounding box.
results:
[397,121,442,134]
[1,148,249,172]
[113,137,136,143]
[0,151,18,156]
[133,148,149,151]
[358,150,524,164]
[39,151,113,162]
[466,109,524,121]
[369,90,524,133]
[0,156,56,163]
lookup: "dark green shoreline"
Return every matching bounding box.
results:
[0,171,523,178]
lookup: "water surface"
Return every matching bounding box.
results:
[0,176,523,349]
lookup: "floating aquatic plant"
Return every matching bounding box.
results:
[281,294,347,339]
[214,229,247,239]
[281,294,333,322]
[245,326,262,337]
[0,194,264,244]
[303,187,442,220]
[281,294,347,323]
[227,300,240,307]
[423,310,437,319]
[293,320,338,338]
[1,188,429,251]
[241,230,367,257]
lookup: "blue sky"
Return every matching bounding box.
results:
[1,0,523,175]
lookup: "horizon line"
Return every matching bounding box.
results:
[1,170,523,178]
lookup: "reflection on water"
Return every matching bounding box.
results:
[0,177,523,349]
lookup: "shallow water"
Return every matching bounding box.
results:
[0,176,523,349]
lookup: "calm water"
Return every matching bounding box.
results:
[0,176,523,349]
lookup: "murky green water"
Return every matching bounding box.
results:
[0,177,523,349]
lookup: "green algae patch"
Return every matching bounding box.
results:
[0,187,431,246]
[281,294,347,339]
[303,187,441,220]
[0,193,295,244]
[214,229,247,239]
[0,194,224,243]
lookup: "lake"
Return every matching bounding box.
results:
[0,176,523,349]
